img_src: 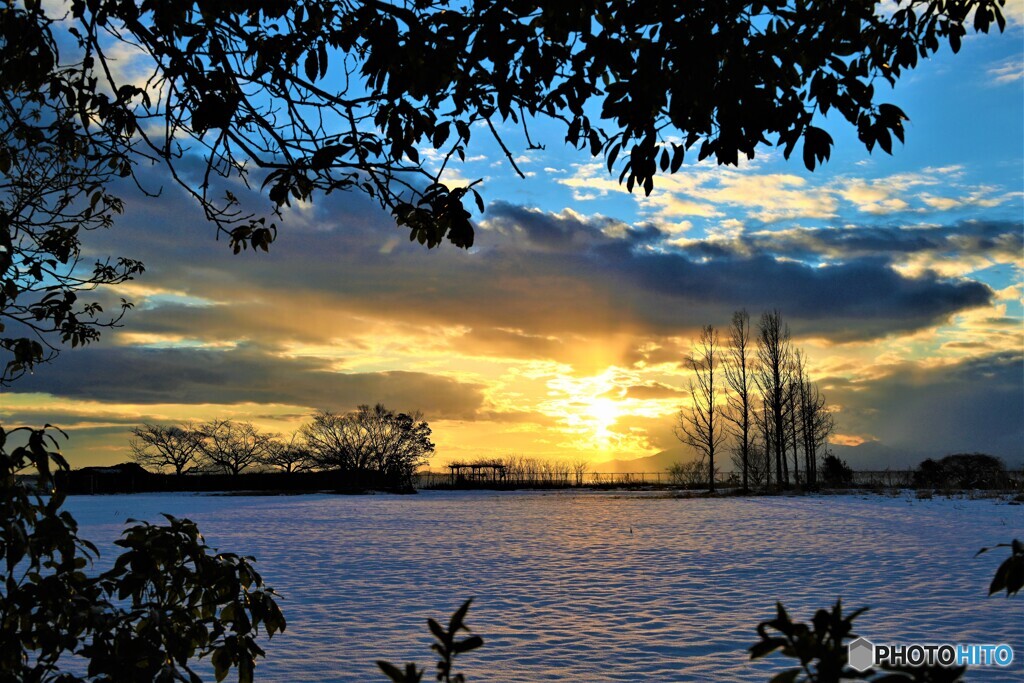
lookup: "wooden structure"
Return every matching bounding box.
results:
[447,461,507,484]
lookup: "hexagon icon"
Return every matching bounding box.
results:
[848,637,875,672]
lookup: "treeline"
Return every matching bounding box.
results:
[129,403,432,488]
[676,309,834,492]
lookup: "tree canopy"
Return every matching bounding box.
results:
[0,0,1009,379]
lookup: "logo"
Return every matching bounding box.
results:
[848,637,1014,672]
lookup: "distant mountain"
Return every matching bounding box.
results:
[592,446,698,474]
[593,440,973,474]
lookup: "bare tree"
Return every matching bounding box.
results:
[260,432,315,474]
[666,459,710,488]
[571,459,589,487]
[799,379,835,485]
[675,325,727,492]
[129,422,205,475]
[755,311,794,486]
[723,309,755,492]
[199,420,275,475]
[301,405,434,484]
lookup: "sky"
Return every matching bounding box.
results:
[3,6,1023,470]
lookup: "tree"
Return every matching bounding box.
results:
[199,419,275,475]
[723,309,755,492]
[798,377,834,487]
[675,325,727,492]
[129,422,206,475]
[821,454,854,487]
[913,453,1007,489]
[1,1,1007,378]
[260,432,315,473]
[756,310,794,486]
[302,404,434,485]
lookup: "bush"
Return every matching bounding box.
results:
[1,424,285,681]
[820,455,853,487]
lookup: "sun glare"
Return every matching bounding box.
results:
[585,397,621,443]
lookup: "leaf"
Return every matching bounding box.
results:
[378,661,420,683]
[428,618,448,644]
[750,637,787,659]
[452,635,483,654]
[304,49,319,82]
[801,126,833,171]
[769,669,802,683]
[448,599,473,633]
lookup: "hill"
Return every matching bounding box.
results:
[592,446,698,474]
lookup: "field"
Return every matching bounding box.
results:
[66,491,1024,682]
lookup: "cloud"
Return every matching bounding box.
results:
[987,56,1024,85]
[15,343,486,420]
[557,161,1018,226]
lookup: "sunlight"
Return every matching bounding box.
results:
[584,396,621,444]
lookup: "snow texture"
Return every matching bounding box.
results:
[66,490,1024,681]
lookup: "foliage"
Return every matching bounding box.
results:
[129,421,207,475]
[820,454,854,487]
[751,601,966,682]
[913,453,1007,489]
[977,539,1023,597]
[0,423,284,681]
[377,599,483,683]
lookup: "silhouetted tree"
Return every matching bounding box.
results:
[571,459,589,486]
[302,404,434,485]
[260,432,315,474]
[199,420,275,475]
[756,311,794,486]
[786,350,807,486]
[799,378,834,486]
[724,309,755,492]
[0,51,143,383]
[129,422,206,476]
[675,325,726,492]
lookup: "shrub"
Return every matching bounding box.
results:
[0,424,285,681]
[820,455,854,487]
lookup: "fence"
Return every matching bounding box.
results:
[415,468,1024,491]
[414,470,736,490]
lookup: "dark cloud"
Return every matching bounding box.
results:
[829,351,1024,464]
[14,343,485,420]
[81,180,1005,358]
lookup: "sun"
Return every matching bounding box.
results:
[583,396,621,445]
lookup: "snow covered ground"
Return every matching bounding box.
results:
[66,490,1024,682]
